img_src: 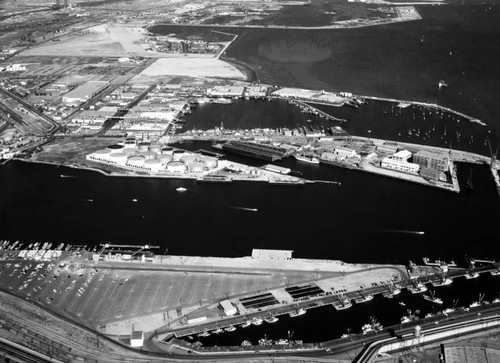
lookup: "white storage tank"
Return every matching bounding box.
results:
[122,148,137,156]
[93,149,111,156]
[157,154,173,164]
[188,161,206,173]
[180,154,197,166]
[108,152,128,164]
[166,161,186,173]
[137,141,150,152]
[161,147,174,155]
[144,159,163,172]
[127,155,146,167]
[124,138,136,147]
[172,149,186,161]
[149,144,161,154]
[200,156,218,169]
[140,151,156,160]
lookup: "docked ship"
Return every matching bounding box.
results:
[294,154,319,164]
[221,140,288,162]
[212,98,233,104]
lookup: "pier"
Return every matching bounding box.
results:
[360,95,485,126]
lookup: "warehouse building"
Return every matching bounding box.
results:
[62,80,109,105]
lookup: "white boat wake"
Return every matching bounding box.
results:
[230,206,258,212]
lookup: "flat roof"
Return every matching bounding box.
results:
[252,249,293,259]
[415,150,449,161]
[64,81,109,100]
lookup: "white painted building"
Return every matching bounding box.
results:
[381,157,420,174]
[392,150,412,162]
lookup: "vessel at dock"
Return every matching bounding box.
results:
[294,154,320,164]
[221,140,288,162]
[289,308,306,318]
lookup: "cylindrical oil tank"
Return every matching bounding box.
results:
[140,151,156,160]
[122,148,137,156]
[157,154,173,164]
[137,141,150,152]
[144,159,162,172]
[149,144,161,154]
[124,138,136,146]
[179,155,197,166]
[172,149,186,161]
[127,155,145,167]
[107,144,124,152]
[108,152,128,164]
[166,161,186,173]
[188,161,205,173]
[161,147,174,155]
[93,149,111,156]
[200,156,218,169]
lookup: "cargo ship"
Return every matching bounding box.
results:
[294,154,319,164]
[221,141,288,162]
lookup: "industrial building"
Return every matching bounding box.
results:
[330,147,358,160]
[381,157,420,174]
[72,110,116,125]
[413,150,450,172]
[62,81,109,105]
[207,85,245,98]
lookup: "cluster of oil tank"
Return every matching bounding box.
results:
[89,139,218,173]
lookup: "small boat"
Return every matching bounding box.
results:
[356,294,374,304]
[410,283,427,294]
[289,308,306,317]
[490,269,500,276]
[212,328,223,334]
[225,326,236,332]
[264,316,279,324]
[438,80,448,88]
[131,198,138,202]
[465,271,479,279]
[240,321,252,328]
[198,331,210,337]
[423,295,443,305]
[432,278,453,287]
[251,318,263,326]
[176,187,187,192]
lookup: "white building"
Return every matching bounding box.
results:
[72,110,115,125]
[130,331,144,347]
[332,147,357,159]
[392,150,412,162]
[381,157,420,174]
[62,81,109,105]
[220,300,237,316]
